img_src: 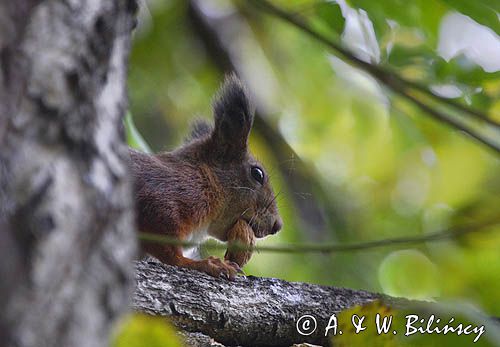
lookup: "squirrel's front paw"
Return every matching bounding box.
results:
[196,256,241,280]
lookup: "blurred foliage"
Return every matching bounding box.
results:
[334,300,500,346]
[112,314,183,347]
[125,112,152,153]
[378,249,440,300]
[127,0,500,338]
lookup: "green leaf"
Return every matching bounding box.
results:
[112,314,183,347]
[335,300,400,346]
[315,1,345,36]
[124,111,152,154]
[440,0,500,36]
[347,0,447,45]
[335,300,500,346]
[387,45,435,67]
[433,54,500,85]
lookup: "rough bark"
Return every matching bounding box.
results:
[133,261,387,347]
[0,1,137,347]
[178,331,227,347]
[134,261,500,347]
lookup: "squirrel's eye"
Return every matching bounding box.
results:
[251,166,265,184]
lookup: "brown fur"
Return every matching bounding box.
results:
[224,219,256,267]
[129,75,282,279]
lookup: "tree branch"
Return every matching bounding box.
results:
[284,0,500,129]
[132,261,500,347]
[133,260,384,346]
[246,0,500,153]
[133,261,500,347]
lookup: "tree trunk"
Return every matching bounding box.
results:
[0,1,137,347]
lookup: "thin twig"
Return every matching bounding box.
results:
[400,78,500,129]
[281,0,500,128]
[246,0,500,152]
[401,89,500,152]
[139,215,500,253]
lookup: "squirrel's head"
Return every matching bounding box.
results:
[185,74,282,239]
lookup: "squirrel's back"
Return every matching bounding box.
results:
[129,148,223,239]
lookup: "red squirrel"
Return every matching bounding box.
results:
[129,75,282,279]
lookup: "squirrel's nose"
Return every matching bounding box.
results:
[271,218,283,234]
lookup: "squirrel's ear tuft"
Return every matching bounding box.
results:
[185,119,213,142]
[212,74,254,161]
